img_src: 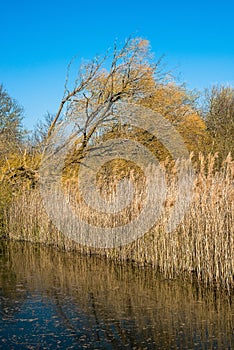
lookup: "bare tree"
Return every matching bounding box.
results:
[28,112,55,152]
[1,38,162,189]
[203,85,234,158]
[45,38,160,163]
[0,84,25,160]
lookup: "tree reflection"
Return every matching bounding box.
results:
[0,242,27,320]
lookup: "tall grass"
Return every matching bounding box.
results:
[3,154,234,292]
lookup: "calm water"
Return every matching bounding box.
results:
[0,241,233,349]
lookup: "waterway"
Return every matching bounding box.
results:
[0,241,233,349]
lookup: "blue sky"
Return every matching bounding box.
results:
[1,0,234,130]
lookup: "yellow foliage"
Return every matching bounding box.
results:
[138,83,209,154]
[0,151,41,191]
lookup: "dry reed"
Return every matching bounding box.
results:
[2,154,234,293]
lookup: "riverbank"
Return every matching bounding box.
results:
[1,154,233,294]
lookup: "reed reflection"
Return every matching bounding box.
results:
[0,241,233,349]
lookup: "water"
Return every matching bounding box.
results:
[0,241,233,349]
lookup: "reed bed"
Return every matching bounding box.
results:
[3,154,234,293]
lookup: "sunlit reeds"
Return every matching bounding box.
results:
[3,154,234,292]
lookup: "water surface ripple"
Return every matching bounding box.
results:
[0,241,233,349]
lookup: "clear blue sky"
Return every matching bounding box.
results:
[1,0,234,130]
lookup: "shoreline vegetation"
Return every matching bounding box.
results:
[0,38,233,294]
[1,154,233,294]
